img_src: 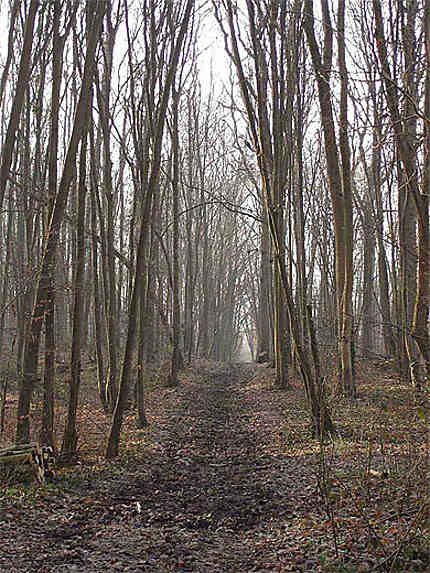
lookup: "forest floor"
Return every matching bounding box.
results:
[0,360,429,573]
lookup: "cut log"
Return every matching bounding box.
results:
[0,442,55,484]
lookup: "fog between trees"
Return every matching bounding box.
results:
[0,0,428,455]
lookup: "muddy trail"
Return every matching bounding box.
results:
[1,363,319,573]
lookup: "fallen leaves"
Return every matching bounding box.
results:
[0,360,429,572]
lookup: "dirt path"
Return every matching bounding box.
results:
[1,363,317,573]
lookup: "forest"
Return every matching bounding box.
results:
[0,0,429,571]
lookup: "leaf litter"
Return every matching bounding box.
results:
[0,360,428,572]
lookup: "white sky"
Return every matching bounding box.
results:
[196,10,231,96]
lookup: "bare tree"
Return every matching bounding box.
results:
[16,0,105,444]
[95,0,121,411]
[166,87,183,387]
[106,0,194,459]
[40,0,77,448]
[303,0,355,397]
[373,0,429,392]
[215,0,335,435]
[0,0,39,213]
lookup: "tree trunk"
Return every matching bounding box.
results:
[106,0,194,459]
[257,213,272,361]
[167,88,182,387]
[16,1,105,444]
[97,4,119,411]
[40,0,69,449]
[373,0,429,391]
[0,0,39,213]
[90,158,108,412]
[358,193,376,356]
[61,122,89,459]
[303,0,355,396]
[216,0,334,435]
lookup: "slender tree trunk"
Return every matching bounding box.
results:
[167,89,182,387]
[0,200,13,361]
[304,0,355,396]
[14,98,33,376]
[106,0,194,459]
[16,1,105,444]
[183,198,194,363]
[40,0,70,449]
[136,254,150,428]
[257,213,272,362]
[0,0,20,107]
[199,204,211,358]
[359,196,376,356]
[414,0,430,389]
[90,173,108,412]
[337,0,355,395]
[371,100,396,357]
[145,194,160,370]
[97,4,119,410]
[0,0,39,213]
[61,121,89,459]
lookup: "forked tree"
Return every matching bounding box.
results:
[214,0,335,435]
[106,0,194,458]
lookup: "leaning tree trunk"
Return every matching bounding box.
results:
[106,0,194,459]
